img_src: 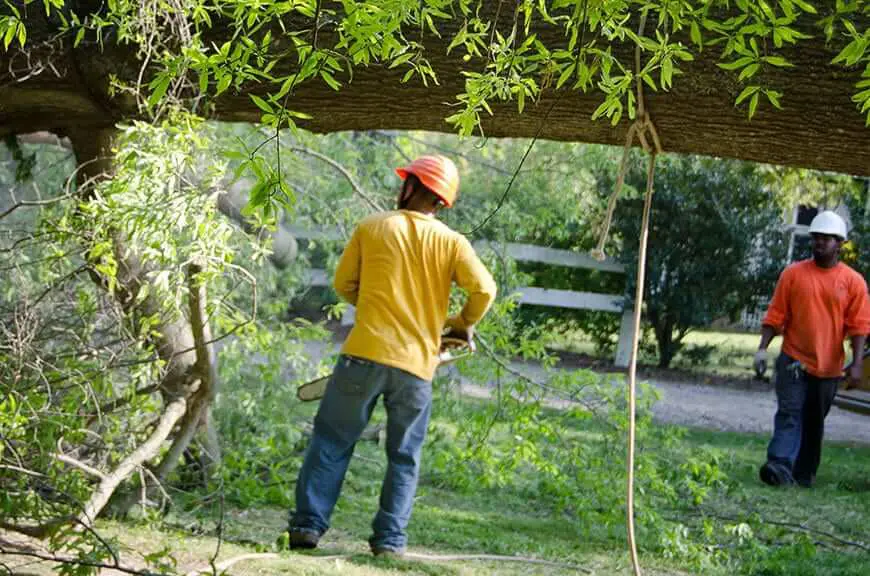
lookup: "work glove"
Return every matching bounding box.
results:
[443,316,476,352]
[753,349,768,378]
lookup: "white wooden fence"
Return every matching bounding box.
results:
[290,226,635,368]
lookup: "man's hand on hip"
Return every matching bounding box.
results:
[444,316,475,352]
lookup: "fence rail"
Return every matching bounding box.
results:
[292,226,634,367]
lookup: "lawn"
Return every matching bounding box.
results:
[7,396,867,576]
[4,341,868,576]
[556,328,788,380]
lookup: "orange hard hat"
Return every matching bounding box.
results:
[395,155,459,207]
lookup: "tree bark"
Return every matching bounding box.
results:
[1,3,869,175]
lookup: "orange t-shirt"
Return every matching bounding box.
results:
[763,259,870,378]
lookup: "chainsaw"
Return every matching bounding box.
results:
[296,336,473,402]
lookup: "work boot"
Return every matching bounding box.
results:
[288,528,320,550]
[759,461,796,487]
[371,545,406,559]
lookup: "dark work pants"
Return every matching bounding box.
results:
[766,353,840,486]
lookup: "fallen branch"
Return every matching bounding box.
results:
[53,453,106,481]
[0,538,161,576]
[476,336,601,415]
[77,396,187,525]
[0,519,68,539]
[679,509,870,552]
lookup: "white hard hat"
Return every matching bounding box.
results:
[808,210,847,241]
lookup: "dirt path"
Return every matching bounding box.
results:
[457,360,870,444]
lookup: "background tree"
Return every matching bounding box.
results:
[612,155,788,368]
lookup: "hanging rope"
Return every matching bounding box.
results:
[589,11,663,576]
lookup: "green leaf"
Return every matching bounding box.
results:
[389,52,414,69]
[250,94,273,114]
[4,21,16,50]
[735,85,760,105]
[198,69,209,94]
[852,88,870,104]
[320,71,341,91]
[690,21,702,47]
[447,24,467,54]
[216,73,232,95]
[147,75,170,107]
[762,56,794,67]
[748,92,760,119]
[718,56,754,71]
[16,22,25,47]
[738,63,760,80]
[275,75,297,99]
[758,0,776,21]
[287,110,313,120]
[764,89,783,109]
[791,0,817,13]
[661,57,674,88]
[556,63,575,89]
[833,37,868,66]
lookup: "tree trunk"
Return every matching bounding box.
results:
[66,131,222,523]
[2,4,869,175]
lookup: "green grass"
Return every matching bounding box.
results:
[8,363,867,576]
[557,328,785,379]
[67,402,868,576]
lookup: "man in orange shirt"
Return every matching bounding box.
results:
[754,211,870,487]
[288,155,497,554]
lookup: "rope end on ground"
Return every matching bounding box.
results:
[590,248,607,262]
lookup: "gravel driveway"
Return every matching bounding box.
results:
[646,377,870,443]
[455,360,870,445]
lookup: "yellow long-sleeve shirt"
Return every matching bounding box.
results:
[333,210,497,381]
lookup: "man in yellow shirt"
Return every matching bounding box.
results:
[289,155,497,555]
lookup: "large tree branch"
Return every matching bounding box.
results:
[2,4,869,174]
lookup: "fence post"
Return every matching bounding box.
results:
[615,307,635,368]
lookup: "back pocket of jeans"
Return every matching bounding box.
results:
[335,355,373,394]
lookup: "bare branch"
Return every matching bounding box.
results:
[78,396,187,526]
[0,539,163,576]
[281,142,387,213]
[53,453,107,481]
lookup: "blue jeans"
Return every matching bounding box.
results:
[766,353,839,486]
[290,355,432,550]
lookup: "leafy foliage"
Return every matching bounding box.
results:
[3,1,868,218]
[0,119,283,572]
[612,154,789,367]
